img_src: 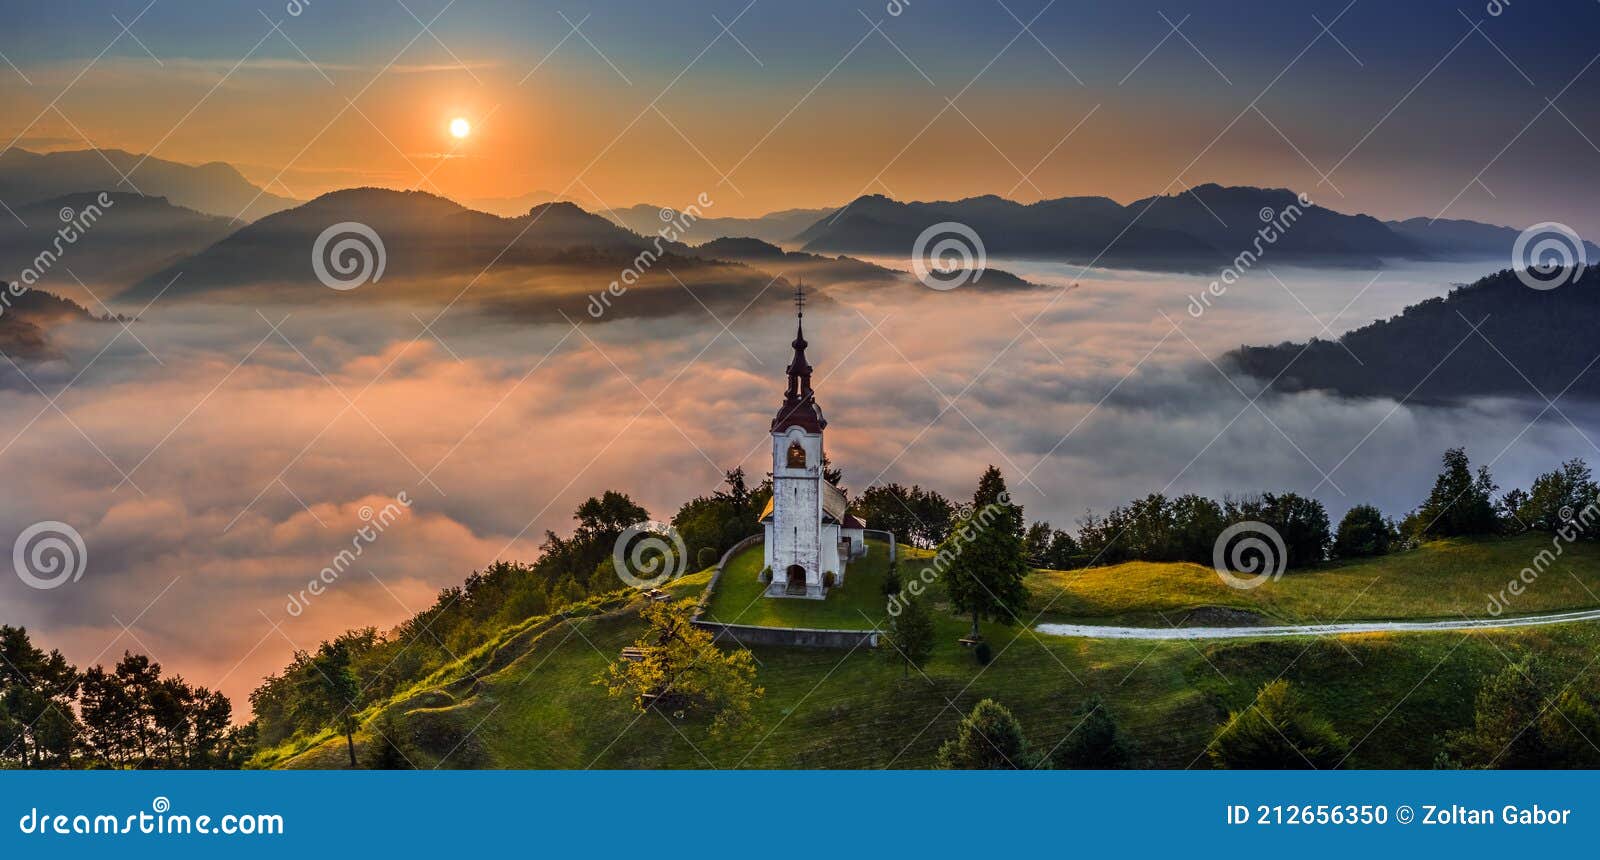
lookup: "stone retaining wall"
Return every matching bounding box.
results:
[697,621,879,650]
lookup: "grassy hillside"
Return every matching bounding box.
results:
[260,536,1600,770]
[702,540,893,629]
[1031,533,1600,625]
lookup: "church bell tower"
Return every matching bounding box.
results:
[768,284,826,598]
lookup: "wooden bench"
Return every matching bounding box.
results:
[620,646,648,663]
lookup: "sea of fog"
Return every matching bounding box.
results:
[5,257,1595,710]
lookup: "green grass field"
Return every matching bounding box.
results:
[701,539,893,630]
[260,535,1600,770]
[1031,534,1600,625]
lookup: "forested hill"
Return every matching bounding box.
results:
[1226,267,1599,402]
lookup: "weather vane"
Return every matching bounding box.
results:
[794,282,806,317]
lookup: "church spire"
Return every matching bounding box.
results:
[772,282,826,432]
[787,283,812,399]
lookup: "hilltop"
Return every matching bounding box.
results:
[257,533,1600,770]
[1228,267,1600,402]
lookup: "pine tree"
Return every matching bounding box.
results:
[936,698,1043,769]
[1413,448,1500,537]
[1052,696,1131,768]
[939,467,1030,639]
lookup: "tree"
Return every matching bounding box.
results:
[673,469,769,568]
[851,483,957,548]
[1445,655,1600,768]
[938,468,1030,639]
[1332,504,1396,559]
[0,626,79,769]
[1024,521,1053,566]
[1170,494,1226,564]
[301,641,362,768]
[1209,680,1347,769]
[972,465,1023,537]
[1412,448,1500,538]
[1226,492,1331,569]
[1052,696,1131,769]
[1515,459,1599,533]
[599,600,763,735]
[78,651,233,769]
[1024,521,1080,569]
[936,698,1043,769]
[885,596,935,677]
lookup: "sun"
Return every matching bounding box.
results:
[449,117,471,139]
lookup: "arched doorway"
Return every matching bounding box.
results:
[785,564,807,595]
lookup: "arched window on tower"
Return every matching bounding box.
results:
[786,442,807,469]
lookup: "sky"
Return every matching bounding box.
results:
[3,0,1600,233]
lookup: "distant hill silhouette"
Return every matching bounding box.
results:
[123,188,672,300]
[611,204,834,245]
[689,236,1038,290]
[0,192,235,293]
[0,148,296,223]
[1384,217,1600,260]
[793,185,1558,270]
[1227,268,1600,402]
[0,286,107,364]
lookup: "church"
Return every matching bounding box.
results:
[760,287,867,599]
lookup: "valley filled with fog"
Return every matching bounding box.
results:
[4,257,1591,709]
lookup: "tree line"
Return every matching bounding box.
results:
[0,626,250,769]
[859,447,1600,576]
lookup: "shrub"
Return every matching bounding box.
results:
[758,567,771,584]
[822,571,836,589]
[1445,655,1600,768]
[362,712,414,770]
[936,699,1043,769]
[1052,696,1131,768]
[1208,680,1346,769]
[697,546,718,571]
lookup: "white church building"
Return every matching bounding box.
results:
[760,287,866,599]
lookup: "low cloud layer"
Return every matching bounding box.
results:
[2,257,1592,713]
